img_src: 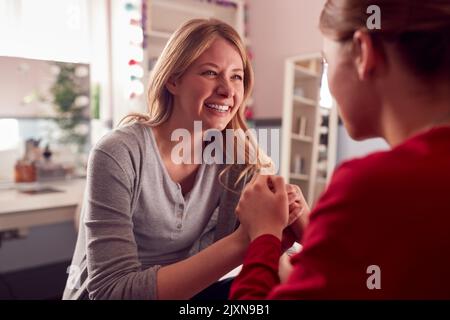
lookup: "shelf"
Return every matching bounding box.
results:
[319,107,330,115]
[318,144,327,153]
[148,0,240,52]
[289,173,309,181]
[152,0,212,16]
[151,0,240,17]
[291,133,313,143]
[295,65,320,80]
[293,95,317,107]
[319,126,329,135]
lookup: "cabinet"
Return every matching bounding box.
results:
[145,0,247,73]
[281,54,338,206]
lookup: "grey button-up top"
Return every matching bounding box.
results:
[63,123,247,300]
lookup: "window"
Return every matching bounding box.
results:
[0,119,19,151]
[0,0,91,62]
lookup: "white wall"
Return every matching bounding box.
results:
[336,125,390,164]
[249,0,326,119]
[248,1,390,165]
[0,0,91,63]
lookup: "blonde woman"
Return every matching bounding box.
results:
[63,19,305,300]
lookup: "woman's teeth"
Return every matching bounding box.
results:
[205,103,230,113]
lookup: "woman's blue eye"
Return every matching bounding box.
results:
[202,70,217,76]
[202,70,243,81]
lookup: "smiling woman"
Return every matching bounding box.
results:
[121,18,270,182]
[62,18,303,301]
[163,36,244,132]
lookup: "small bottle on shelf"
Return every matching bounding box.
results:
[292,154,305,174]
[299,117,307,136]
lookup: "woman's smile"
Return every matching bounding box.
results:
[204,102,232,117]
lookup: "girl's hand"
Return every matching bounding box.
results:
[267,181,308,226]
[284,184,310,245]
[286,183,310,224]
[235,175,289,241]
[278,253,294,284]
[266,182,308,249]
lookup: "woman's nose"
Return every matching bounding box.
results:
[216,78,233,98]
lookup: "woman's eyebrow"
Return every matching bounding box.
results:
[199,62,243,72]
[199,62,218,68]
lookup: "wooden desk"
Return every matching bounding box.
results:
[0,179,86,232]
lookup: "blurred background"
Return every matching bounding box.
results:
[0,0,388,299]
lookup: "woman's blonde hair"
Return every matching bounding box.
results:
[120,18,274,190]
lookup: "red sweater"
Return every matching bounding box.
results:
[230,126,450,299]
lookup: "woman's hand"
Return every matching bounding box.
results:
[233,224,250,247]
[235,175,289,241]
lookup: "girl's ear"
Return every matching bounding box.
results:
[352,30,378,81]
[165,76,179,95]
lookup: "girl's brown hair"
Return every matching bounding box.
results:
[120,18,274,190]
[319,0,450,79]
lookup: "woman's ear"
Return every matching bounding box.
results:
[352,30,378,81]
[165,76,179,95]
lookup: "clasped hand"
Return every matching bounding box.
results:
[235,175,307,242]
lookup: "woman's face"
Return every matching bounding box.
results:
[168,37,245,131]
[323,37,380,140]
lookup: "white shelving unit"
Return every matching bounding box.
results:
[145,0,246,74]
[281,53,338,206]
